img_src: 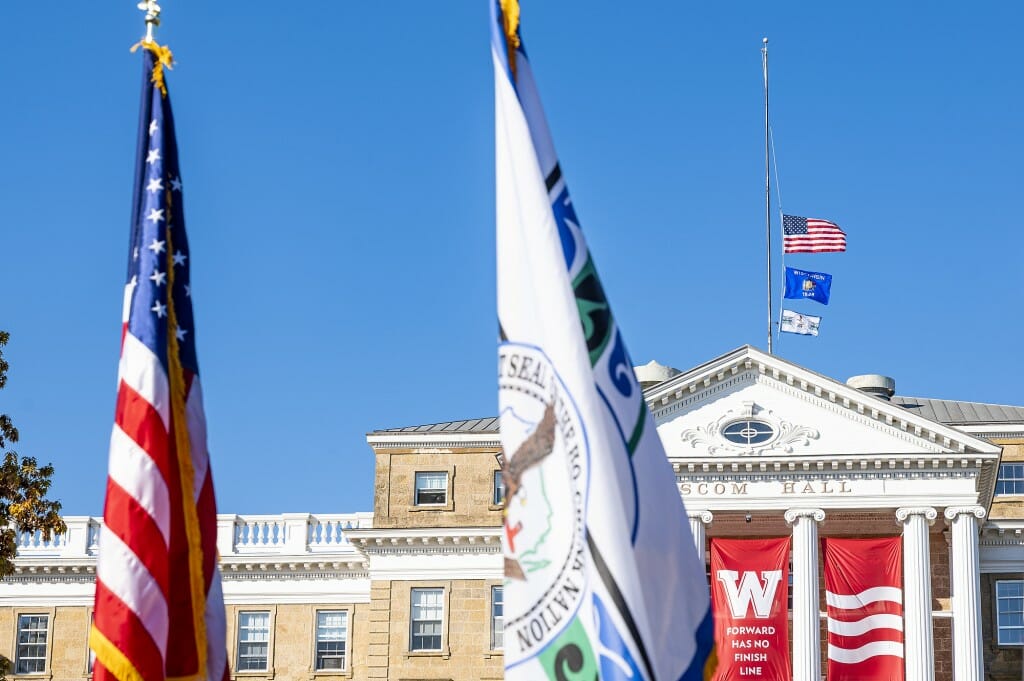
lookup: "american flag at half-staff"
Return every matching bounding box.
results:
[783,214,847,253]
[89,42,228,681]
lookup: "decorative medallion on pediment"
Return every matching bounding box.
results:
[680,401,819,456]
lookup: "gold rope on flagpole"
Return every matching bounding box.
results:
[132,0,174,97]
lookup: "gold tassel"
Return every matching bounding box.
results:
[499,0,521,76]
[130,40,174,97]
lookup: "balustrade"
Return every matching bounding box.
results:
[12,512,373,560]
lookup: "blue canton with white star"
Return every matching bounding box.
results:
[126,49,198,376]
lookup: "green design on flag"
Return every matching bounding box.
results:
[571,255,613,367]
[539,616,599,681]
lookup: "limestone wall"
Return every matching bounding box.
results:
[365,578,503,681]
[371,446,503,529]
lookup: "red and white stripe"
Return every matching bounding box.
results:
[823,537,904,681]
[92,282,228,681]
[784,218,847,253]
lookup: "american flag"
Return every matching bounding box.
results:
[783,214,847,253]
[90,44,228,681]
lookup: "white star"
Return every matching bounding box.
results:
[151,301,167,318]
[175,326,188,342]
[146,148,161,165]
[147,238,165,254]
[170,177,182,192]
[146,177,164,194]
[147,208,165,223]
[148,120,158,136]
[184,284,191,297]
[133,246,139,260]
[172,250,187,267]
[149,269,167,286]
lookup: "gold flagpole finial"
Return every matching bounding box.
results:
[137,0,162,44]
[132,0,173,96]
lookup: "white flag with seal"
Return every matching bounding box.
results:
[493,2,713,680]
[780,309,822,336]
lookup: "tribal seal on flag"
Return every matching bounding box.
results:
[499,346,589,652]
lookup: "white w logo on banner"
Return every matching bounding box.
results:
[716,570,783,619]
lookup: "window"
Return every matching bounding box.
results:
[995,463,1024,496]
[87,613,95,673]
[996,580,1024,646]
[315,611,348,671]
[15,614,48,674]
[491,586,504,650]
[721,420,774,445]
[236,611,271,671]
[410,588,443,651]
[414,472,448,505]
[493,471,506,505]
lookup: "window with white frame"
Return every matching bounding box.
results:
[491,586,504,650]
[410,588,443,651]
[995,463,1024,496]
[15,614,48,674]
[493,470,506,505]
[315,610,348,671]
[996,580,1024,646]
[236,611,271,671]
[414,472,448,506]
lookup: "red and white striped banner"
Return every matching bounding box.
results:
[822,537,903,681]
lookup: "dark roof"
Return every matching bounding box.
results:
[891,397,1024,425]
[370,417,499,435]
[373,397,1024,435]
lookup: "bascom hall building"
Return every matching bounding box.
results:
[0,346,1021,681]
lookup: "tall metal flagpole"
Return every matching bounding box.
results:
[762,38,772,354]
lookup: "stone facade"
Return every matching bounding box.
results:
[0,347,1021,680]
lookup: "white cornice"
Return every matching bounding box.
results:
[366,433,500,449]
[346,527,502,556]
[981,519,1024,545]
[219,558,368,580]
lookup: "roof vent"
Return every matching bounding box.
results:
[846,374,896,401]
[634,360,681,390]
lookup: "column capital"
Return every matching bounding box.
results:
[784,508,825,525]
[943,505,986,523]
[688,510,713,524]
[895,506,937,525]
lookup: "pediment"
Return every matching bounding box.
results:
[645,346,1000,461]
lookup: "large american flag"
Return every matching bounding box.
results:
[783,214,847,253]
[90,44,228,681]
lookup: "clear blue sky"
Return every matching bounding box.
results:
[1,2,1021,516]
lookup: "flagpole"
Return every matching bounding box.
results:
[138,0,161,42]
[762,38,772,354]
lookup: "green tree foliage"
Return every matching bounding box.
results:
[0,331,66,578]
[0,331,66,678]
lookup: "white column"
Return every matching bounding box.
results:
[785,508,825,681]
[896,506,937,681]
[688,510,713,563]
[944,505,986,681]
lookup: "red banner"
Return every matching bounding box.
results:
[822,537,904,681]
[710,537,791,681]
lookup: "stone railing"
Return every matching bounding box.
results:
[13,512,373,560]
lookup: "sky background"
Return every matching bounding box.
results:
[1,2,1021,517]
